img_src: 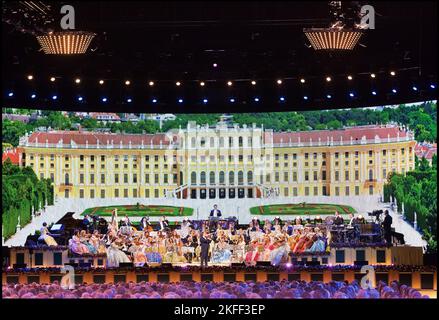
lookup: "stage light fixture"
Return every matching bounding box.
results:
[203,98,208,103]
[127,98,132,103]
[254,97,260,102]
[149,81,154,86]
[412,86,418,91]
[251,80,256,85]
[276,79,282,85]
[230,98,235,103]
[125,80,131,86]
[99,80,104,85]
[303,3,364,51]
[27,75,33,80]
[303,96,309,100]
[349,92,355,97]
[36,31,96,55]
[50,77,56,82]
[326,76,332,82]
[430,84,436,89]
[152,98,157,103]
[8,92,14,97]
[279,97,285,102]
[78,96,83,101]
[370,73,376,78]
[304,28,363,50]
[200,81,205,87]
[326,94,332,99]
[300,78,305,83]
[75,78,81,84]
[371,91,377,96]
[347,75,353,80]
[390,71,396,76]
[176,81,181,86]
[227,81,233,86]
[31,94,36,99]
[213,63,218,68]
[52,95,57,100]
[102,97,108,102]
[392,89,397,94]
[178,98,183,103]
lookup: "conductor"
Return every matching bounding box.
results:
[200,230,212,267]
[209,204,222,230]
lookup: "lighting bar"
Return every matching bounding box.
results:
[303,28,363,51]
[36,31,96,55]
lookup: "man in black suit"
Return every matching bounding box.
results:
[200,230,211,267]
[209,204,222,218]
[209,204,222,230]
[382,210,393,246]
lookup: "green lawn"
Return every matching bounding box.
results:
[250,203,356,216]
[81,204,194,217]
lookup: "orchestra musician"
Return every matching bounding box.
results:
[333,211,344,226]
[139,217,152,231]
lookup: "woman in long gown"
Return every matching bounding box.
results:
[89,230,107,255]
[244,240,260,266]
[270,236,290,266]
[38,223,58,246]
[79,230,97,254]
[211,237,232,264]
[106,238,131,268]
[69,230,89,254]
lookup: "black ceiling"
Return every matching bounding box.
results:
[2,1,438,113]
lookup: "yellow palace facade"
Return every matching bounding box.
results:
[17,123,416,200]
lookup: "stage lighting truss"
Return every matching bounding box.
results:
[36,31,96,54]
[303,28,363,51]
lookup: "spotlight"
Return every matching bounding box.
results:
[303,95,309,100]
[251,80,256,85]
[178,98,183,103]
[390,71,396,76]
[430,84,436,89]
[8,92,14,97]
[176,81,181,86]
[75,78,81,84]
[392,89,397,94]
[203,98,208,103]
[52,95,58,100]
[286,262,292,268]
[152,98,157,103]
[127,98,132,103]
[227,81,233,86]
[412,86,418,91]
[99,80,104,85]
[200,81,205,87]
[276,79,282,85]
[78,96,83,101]
[213,63,218,68]
[371,91,377,96]
[326,94,332,99]
[300,78,305,83]
[230,98,235,103]
[349,92,355,97]
[279,96,285,101]
[27,75,33,80]
[149,81,154,86]
[254,97,260,102]
[370,73,376,78]
[50,77,56,82]
[125,80,131,86]
[102,97,108,102]
[326,76,331,82]
[31,93,36,99]
[347,75,353,80]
